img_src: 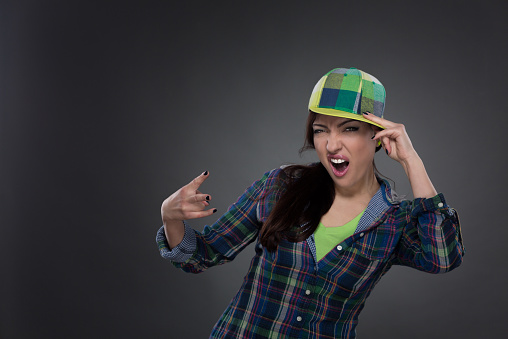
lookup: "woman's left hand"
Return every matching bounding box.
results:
[362,112,418,166]
[363,112,438,198]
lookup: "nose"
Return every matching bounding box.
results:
[326,132,342,153]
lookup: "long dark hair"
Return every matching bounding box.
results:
[259,111,384,252]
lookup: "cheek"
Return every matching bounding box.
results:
[350,139,376,161]
[313,136,325,150]
[313,139,329,161]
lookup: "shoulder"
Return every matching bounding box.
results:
[378,178,402,204]
[243,167,287,201]
[259,163,308,186]
[279,162,323,179]
[252,163,319,200]
[257,167,286,189]
[376,179,414,222]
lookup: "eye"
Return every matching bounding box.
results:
[313,129,325,134]
[345,126,360,132]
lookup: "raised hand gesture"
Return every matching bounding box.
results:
[161,171,216,248]
[363,112,418,166]
[363,112,438,199]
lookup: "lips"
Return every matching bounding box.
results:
[328,155,350,177]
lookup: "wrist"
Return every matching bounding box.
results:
[401,153,438,199]
[163,219,185,249]
[401,152,422,174]
[163,217,183,228]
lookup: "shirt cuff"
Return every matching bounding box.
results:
[412,193,456,217]
[156,221,197,263]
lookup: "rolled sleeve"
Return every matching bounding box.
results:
[395,193,464,273]
[156,221,197,263]
[411,193,458,220]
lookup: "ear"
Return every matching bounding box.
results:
[370,125,383,152]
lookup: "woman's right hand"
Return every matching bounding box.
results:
[161,171,217,225]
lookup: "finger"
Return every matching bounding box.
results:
[362,112,397,129]
[188,170,210,190]
[382,136,392,155]
[372,128,399,141]
[188,193,212,204]
[186,208,218,219]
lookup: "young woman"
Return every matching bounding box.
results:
[157,67,464,338]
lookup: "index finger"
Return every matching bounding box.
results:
[362,112,397,129]
[188,170,210,190]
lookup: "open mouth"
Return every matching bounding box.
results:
[329,157,350,177]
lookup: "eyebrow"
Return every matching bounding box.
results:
[313,120,358,129]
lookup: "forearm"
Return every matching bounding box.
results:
[163,219,185,249]
[401,153,438,199]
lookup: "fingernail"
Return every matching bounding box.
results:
[203,171,208,176]
[363,111,370,115]
[371,135,375,139]
[213,208,217,213]
[206,195,210,201]
[385,149,389,155]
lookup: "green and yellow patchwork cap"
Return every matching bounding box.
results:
[308,67,386,129]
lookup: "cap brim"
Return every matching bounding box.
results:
[310,108,385,129]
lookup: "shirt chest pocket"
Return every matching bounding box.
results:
[318,228,401,298]
[349,226,400,261]
[320,248,386,299]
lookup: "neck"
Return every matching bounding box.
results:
[334,170,380,200]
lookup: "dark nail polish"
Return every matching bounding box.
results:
[206,195,210,201]
[213,208,217,213]
[385,149,389,155]
[371,135,375,139]
[203,171,208,176]
[363,111,370,115]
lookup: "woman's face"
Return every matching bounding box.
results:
[312,114,378,192]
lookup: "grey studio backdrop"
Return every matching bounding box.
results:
[1,1,507,338]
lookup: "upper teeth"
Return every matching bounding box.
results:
[331,158,346,164]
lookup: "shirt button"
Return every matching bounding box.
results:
[296,316,302,322]
[359,232,364,237]
[438,202,444,208]
[305,289,311,295]
[336,245,342,251]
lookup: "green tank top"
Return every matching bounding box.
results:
[314,209,365,261]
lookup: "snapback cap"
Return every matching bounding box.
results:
[308,67,386,129]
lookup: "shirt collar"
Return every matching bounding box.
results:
[355,178,400,233]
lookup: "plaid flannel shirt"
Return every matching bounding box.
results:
[157,167,464,338]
